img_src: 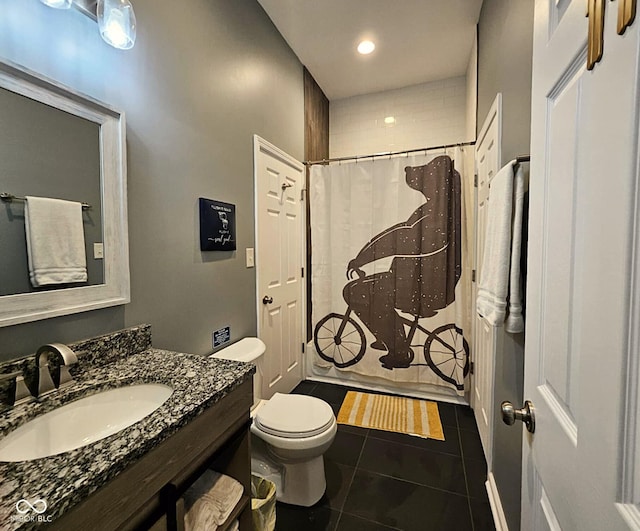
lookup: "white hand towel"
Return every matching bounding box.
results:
[476,161,515,326]
[228,520,239,531]
[184,470,244,531]
[24,196,88,287]
[504,164,526,333]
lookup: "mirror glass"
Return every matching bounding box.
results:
[0,87,104,296]
[0,59,130,327]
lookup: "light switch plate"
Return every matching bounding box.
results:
[93,242,104,259]
[246,247,254,268]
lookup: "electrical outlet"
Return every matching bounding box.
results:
[246,247,254,268]
[93,243,104,259]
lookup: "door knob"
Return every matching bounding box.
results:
[262,296,273,305]
[281,182,292,191]
[501,400,536,433]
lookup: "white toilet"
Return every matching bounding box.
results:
[211,338,337,507]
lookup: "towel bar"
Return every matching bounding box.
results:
[0,193,91,211]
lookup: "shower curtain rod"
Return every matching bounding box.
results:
[303,141,477,166]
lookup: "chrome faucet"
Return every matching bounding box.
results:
[35,343,78,398]
[0,371,35,407]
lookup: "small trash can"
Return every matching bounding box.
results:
[251,475,276,531]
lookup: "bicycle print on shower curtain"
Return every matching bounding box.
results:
[309,150,473,395]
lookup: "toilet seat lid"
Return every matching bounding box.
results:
[254,393,335,438]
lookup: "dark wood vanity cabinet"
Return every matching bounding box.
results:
[51,379,253,531]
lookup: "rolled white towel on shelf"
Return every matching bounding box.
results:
[24,196,88,287]
[184,470,244,531]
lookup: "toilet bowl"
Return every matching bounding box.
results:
[211,338,337,507]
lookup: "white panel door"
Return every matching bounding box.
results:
[522,1,640,528]
[473,94,502,468]
[254,135,304,399]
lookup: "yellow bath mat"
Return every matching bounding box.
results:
[337,391,444,441]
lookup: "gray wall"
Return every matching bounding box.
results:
[478,0,534,165]
[0,0,303,360]
[477,1,534,529]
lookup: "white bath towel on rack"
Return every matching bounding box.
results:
[24,196,88,287]
[477,161,517,327]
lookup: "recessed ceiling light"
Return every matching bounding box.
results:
[357,40,375,55]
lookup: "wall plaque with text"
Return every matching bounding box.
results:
[199,198,236,251]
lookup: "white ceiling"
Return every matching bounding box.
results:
[257,0,484,101]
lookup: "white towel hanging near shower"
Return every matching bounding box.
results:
[476,162,514,324]
[504,164,526,333]
[476,160,526,331]
[24,195,88,287]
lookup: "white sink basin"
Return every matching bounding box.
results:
[0,383,173,462]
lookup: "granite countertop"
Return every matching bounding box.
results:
[0,347,254,529]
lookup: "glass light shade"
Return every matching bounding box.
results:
[97,0,137,50]
[40,0,73,9]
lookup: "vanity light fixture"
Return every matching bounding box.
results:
[384,116,396,125]
[97,0,137,50]
[40,0,73,9]
[39,0,137,50]
[357,40,375,55]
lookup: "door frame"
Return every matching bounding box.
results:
[474,94,514,531]
[252,134,308,380]
[472,93,502,468]
[619,162,640,523]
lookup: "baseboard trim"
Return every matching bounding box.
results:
[486,472,509,531]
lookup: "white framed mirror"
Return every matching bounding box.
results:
[0,58,129,326]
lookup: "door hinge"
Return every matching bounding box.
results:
[302,342,305,353]
[472,269,476,282]
[301,188,307,201]
[474,174,478,188]
[470,361,474,375]
[301,267,304,278]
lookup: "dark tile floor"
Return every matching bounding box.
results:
[275,381,495,531]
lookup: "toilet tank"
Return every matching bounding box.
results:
[210,338,265,408]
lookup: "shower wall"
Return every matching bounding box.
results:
[329,76,470,158]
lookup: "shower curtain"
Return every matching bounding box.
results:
[309,149,473,395]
